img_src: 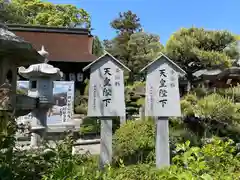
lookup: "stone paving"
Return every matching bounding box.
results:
[16,116,101,155]
[16,139,101,155]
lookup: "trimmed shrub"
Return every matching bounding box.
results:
[74,105,87,114]
[195,93,236,122]
[125,81,145,117]
[181,93,240,139]
[113,117,204,165]
[80,117,100,135]
[80,117,120,136]
[217,85,240,103]
[113,119,155,165]
[192,87,208,97]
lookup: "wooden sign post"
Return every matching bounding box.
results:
[83,52,130,169]
[140,53,186,168]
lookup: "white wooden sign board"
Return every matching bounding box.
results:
[85,54,127,117]
[144,55,185,117]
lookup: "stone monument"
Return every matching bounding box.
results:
[18,46,62,147]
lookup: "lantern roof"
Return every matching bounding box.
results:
[18,46,62,79]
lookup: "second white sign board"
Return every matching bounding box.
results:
[143,53,186,117]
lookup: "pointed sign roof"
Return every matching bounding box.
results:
[82,51,131,72]
[140,52,186,76]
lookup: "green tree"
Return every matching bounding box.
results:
[128,32,163,79]
[110,10,141,35]
[92,36,104,57]
[104,11,141,83]
[103,39,113,51]
[165,27,239,84]
[105,11,163,82]
[0,0,22,23]
[0,0,90,28]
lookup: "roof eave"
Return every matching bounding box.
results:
[7,23,91,36]
[83,51,131,72]
[140,52,186,75]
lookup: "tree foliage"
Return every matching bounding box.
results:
[103,11,138,82]
[103,39,113,51]
[104,11,163,82]
[92,36,104,57]
[128,32,163,75]
[105,10,142,60]
[165,27,239,82]
[110,10,141,35]
[0,0,90,28]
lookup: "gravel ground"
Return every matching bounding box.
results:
[16,139,101,155]
[15,118,101,155]
[73,143,100,155]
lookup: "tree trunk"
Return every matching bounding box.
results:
[186,73,195,91]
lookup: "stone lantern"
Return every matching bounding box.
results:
[18,46,62,147]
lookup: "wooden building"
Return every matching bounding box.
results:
[7,24,96,94]
[193,67,240,89]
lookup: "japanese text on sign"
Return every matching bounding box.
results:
[93,85,97,110]
[62,106,66,122]
[114,68,121,86]
[102,68,112,107]
[158,69,168,108]
[65,85,73,121]
[149,86,154,112]
[170,69,176,88]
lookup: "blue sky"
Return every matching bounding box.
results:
[17,81,29,89]
[17,81,71,94]
[53,85,67,94]
[47,0,240,44]
[54,82,73,93]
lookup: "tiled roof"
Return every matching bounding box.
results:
[7,24,97,63]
